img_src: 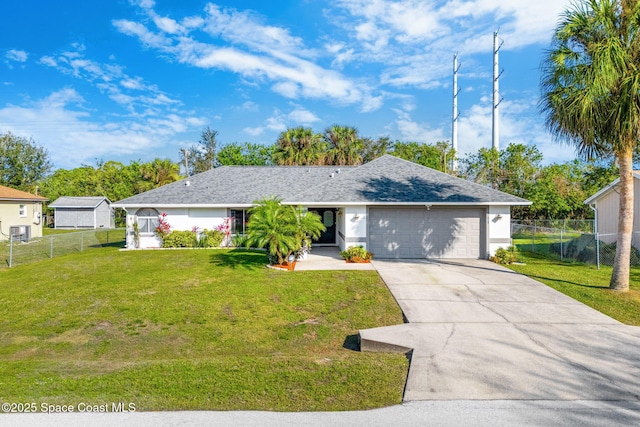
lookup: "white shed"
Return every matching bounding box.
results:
[49,196,115,229]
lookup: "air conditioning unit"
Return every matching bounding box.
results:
[9,225,30,242]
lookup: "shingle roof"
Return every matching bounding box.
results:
[113,155,529,207]
[287,155,529,205]
[0,185,48,201]
[113,165,355,207]
[49,196,111,208]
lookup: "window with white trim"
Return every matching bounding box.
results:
[135,208,160,234]
[19,204,27,217]
[231,209,249,235]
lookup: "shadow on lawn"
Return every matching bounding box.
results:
[209,249,266,270]
[343,334,360,351]
[523,274,609,290]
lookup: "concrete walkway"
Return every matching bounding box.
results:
[361,259,640,401]
[295,246,375,271]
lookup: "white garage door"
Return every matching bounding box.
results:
[368,207,484,259]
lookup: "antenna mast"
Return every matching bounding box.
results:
[452,53,460,172]
[492,30,503,151]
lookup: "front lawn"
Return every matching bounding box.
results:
[0,248,408,411]
[506,252,640,325]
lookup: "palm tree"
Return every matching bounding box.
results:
[273,127,326,166]
[540,0,640,291]
[139,158,181,191]
[245,197,299,265]
[324,125,364,165]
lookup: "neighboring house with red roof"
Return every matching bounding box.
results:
[0,185,48,241]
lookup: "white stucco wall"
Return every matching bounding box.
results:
[161,208,228,232]
[126,207,229,249]
[341,206,368,251]
[487,205,512,256]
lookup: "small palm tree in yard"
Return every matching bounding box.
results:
[246,198,325,265]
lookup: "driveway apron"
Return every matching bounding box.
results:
[361,259,640,401]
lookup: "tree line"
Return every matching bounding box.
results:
[0,127,619,223]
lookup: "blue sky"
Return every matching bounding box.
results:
[1,0,576,170]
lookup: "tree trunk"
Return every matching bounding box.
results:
[610,148,634,291]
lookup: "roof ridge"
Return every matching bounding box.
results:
[286,161,363,200]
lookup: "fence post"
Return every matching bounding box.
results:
[9,234,13,268]
[80,232,84,252]
[560,228,564,261]
[532,222,536,253]
[50,236,54,259]
[595,232,600,270]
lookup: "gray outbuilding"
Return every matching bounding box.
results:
[49,196,115,229]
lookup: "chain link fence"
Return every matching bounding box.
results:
[512,221,640,268]
[1,228,125,268]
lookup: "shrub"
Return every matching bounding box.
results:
[245,197,325,265]
[162,230,197,248]
[340,245,373,262]
[198,229,224,248]
[490,246,517,265]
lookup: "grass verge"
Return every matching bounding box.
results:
[0,248,408,411]
[506,252,640,326]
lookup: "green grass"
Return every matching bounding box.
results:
[506,252,640,326]
[512,231,583,257]
[0,248,408,411]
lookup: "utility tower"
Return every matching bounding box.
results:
[492,30,503,151]
[452,53,460,172]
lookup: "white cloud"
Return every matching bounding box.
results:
[152,15,183,35]
[39,56,57,67]
[114,2,378,110]
[393,108,446,143]
[6,49,28,62]
[288,107,320,125]
[38,46,179,115]
[329,0,573,88]
[0,89,205,168]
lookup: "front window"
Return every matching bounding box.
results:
[230,209,249,235]
[136,208,160,234]
[19,204,26,217]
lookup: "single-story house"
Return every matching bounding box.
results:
[48,196,115,229]
[0,184,48,242]
[112,155,530,258]
[584,171,640,249]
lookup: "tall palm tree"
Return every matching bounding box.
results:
[273,127,326,166]
[540,0,640,291]
[139,158,181,191]
[324,125,364,165]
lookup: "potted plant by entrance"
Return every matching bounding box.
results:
[340,245,374,263]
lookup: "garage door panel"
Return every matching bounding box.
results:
[369,207,484,259]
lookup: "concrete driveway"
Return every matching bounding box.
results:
[361,259,640,401]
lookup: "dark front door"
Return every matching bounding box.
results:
[310,209,336,244]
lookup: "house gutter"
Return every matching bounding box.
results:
[113,201,531,209]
